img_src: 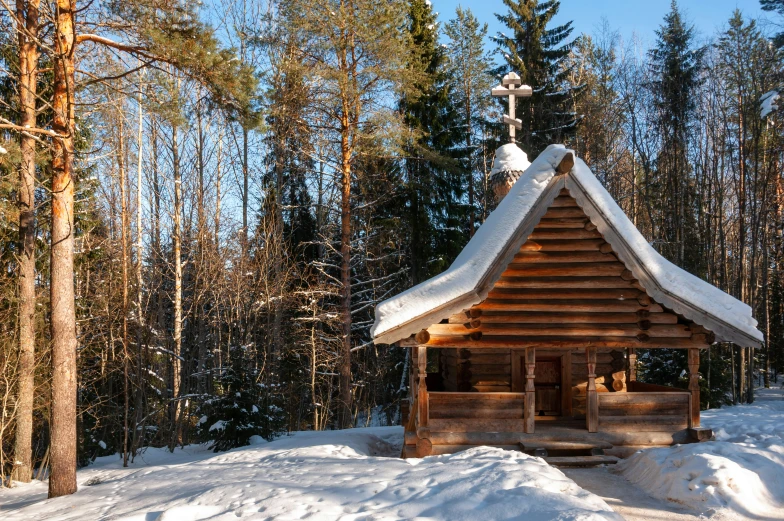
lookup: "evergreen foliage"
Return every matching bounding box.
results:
[401,0,466,284]
[647,1,705,270]
[197,346,285,452]
[443,7,498,232]
[761,0,784,47]
[494,0,583,155]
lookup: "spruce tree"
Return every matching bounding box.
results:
[648,1,704,269]
[444,7,497,234]
[494,0,583,155]
[401,0,464,284]
[639,1,704,393]
[761,0,784,47]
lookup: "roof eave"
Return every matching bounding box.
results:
[565,173,763,349]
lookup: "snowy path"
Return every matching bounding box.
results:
[562,467,706,521]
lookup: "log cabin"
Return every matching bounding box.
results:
[370,144,763,464]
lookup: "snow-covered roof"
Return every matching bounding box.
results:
[371,144,763,348]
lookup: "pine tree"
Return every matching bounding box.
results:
[494,0,583,155]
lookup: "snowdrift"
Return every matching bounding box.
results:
[618,387,784,520]
[3,427,621,521]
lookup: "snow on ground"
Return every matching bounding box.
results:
[618,386,784,520]
[1,426,622,521]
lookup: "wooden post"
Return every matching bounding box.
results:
[628,348,637,383]
[415,345,432,456]
[524,347,536,433]
[586,347,598,433]
[688,348,700,428]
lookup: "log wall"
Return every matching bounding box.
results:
[598,392,690,432]
[441,348,513,392]
[421,191,711,352]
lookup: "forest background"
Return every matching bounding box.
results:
[1,0,783,495]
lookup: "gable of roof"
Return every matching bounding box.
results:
[370,145,763,348]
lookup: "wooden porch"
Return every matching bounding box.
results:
[402,345,708,459]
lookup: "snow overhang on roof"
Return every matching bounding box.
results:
[370,145,764,348]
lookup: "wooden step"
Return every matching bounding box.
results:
[544,455,620,467]
[520,440,613,451]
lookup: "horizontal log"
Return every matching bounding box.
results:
[478,299,663,313]
[470,378,512,387]
[471,385,511,392]
[520,239,606,252]
[542,207,587,219]
[428,392,524,402]
[521,440,614,451]
[512,251,618,264]
[599,414,688,425]
[426,429,687,447]
[463,348,507,355]
[425,336,707,349]
[598,413,688,423]
[430,402,525,413]
[599,392,690,404]
[535,218,589,229]
[480,312,678,325]
[529,229,604,240]
[487,288,644,300]
[598,404,688,416]
[428,418,526,432]
[493,278,642,291]
[549,196,579,207]
[430,407,521,419]
[467,364,510,375]
[600,423,688,432]
[462,354,510,365]
[502,265,627,278]
[434,324,691,338]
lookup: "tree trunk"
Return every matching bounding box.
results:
[170,121,183,450]
[13,0,41,485]
[49,0,78,497]
[119,121,130,467]
[132,82,145,455]
[339,123,352,429]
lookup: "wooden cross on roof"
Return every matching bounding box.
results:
[492,72,532,143]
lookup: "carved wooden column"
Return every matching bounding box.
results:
[524,347,536,433]
[628,348,637,383]
[586,347,598,432]
[688,348,700,428]
[415,345,432,456]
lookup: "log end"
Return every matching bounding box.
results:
[556,152,575,175]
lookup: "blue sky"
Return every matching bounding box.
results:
[432,0,771,49]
